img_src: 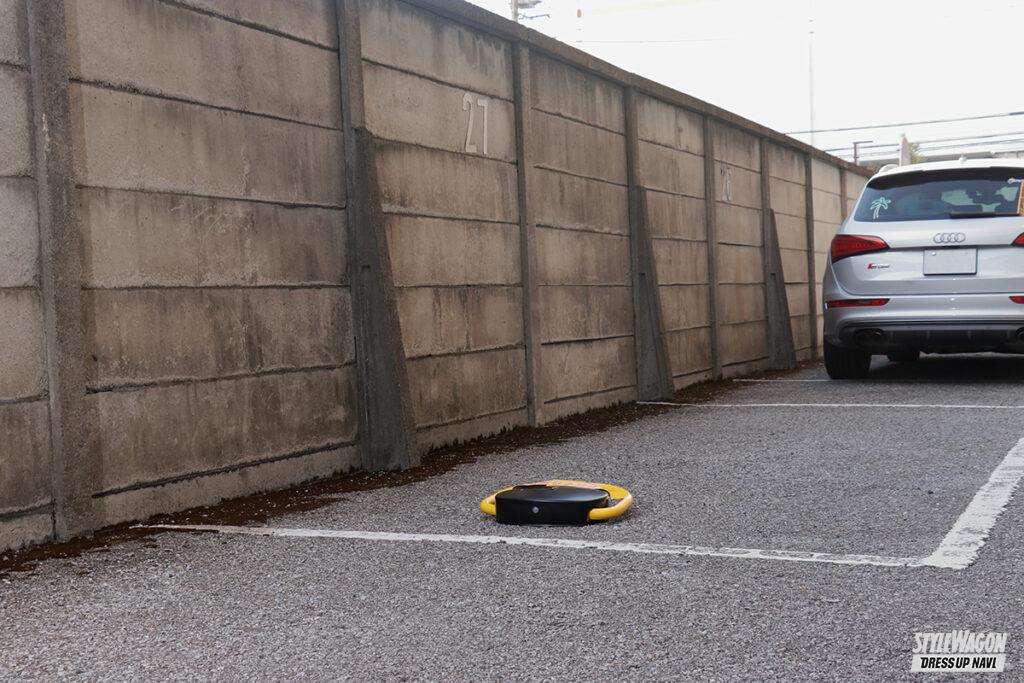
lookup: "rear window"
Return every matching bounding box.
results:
[854,167,1023,222]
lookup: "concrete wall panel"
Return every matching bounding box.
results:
[652,239,707,285]
[665,326,712,376]
[659,284,710,331]
[716,204,762,246]
[530,54,623,132]
[0,0,27,67]
[533,169,628,234]
[644,191,706,240]
[539,285,632,343]
[176,0,337,47]
[718,284,764,324]
[0,67,32,177]
[407,348,525,427]
[397,286,522,358]
[811,158,841,194]
[0,401,51,515]
[0,290,45,400]
[844,172,867,217]
[361,0,512,99]
[541,337,635,402]
[786,283,810,316]
[363,62,515,161]
[769,178,806,218]
[88,289,353,388]
[377,142,516,222]
[535,228,630,286]
[0,177,39,287]
[812,189,842,224]
[718,244,764,284]
[767,144,805,184]
[720,320,767,366]
[386,215,519,287]
[638,143,704,198]
[775,212,808,251]
[636,95,703,153]
[781,248,809,283]
[715,163,761,209]
[713,124,760,171]
[71,85,344,206]
[94,367,357,493]
[79,188,346,288]
[533,111,626,183]
[68,0,341,128]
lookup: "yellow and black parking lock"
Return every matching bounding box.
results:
[480,479,633,525]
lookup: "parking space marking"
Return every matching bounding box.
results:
[640,402,1024,410]
[921,437,1024,570]
[734,379,1024,384]
[147,524,922,568]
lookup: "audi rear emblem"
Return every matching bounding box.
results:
[933,232,966,244]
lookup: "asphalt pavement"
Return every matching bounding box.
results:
[2,355,1024,681]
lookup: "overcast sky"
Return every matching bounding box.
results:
[466,0,1024,161]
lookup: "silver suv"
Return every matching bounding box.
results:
[823,159,1024,379]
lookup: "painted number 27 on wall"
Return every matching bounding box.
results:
[462,92,489,156]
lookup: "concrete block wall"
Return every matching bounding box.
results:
[0,0,869,552]
[66,0,358,525]
[530,54,636,421]
[713,124,766,377]
[0,0,52,549]
[359,0,528,448]
[636,96,712,388]
[766,143,814,360]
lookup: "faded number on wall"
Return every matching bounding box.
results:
[462,92,489,155]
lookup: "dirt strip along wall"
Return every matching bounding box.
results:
[0,0,869,551]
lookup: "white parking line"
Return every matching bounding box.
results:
[734,379,1024,384]
[640,402,1024,410]
[921,437,1024,570]
[147,524,921,568]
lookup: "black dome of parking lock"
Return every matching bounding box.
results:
[479,480,634,525]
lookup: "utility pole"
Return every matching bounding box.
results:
[899,134,912,165]
[807,13,816,147]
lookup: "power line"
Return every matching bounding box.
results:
[786,111,1024,135]
[826,130,1024,154]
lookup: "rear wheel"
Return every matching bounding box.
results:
[886,349,920,363]
[824,339,872,379]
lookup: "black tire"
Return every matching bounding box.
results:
[886,349,920,363]
[824,339,872,379]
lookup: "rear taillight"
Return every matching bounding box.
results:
[831,234,889,262]
[826,298,890,309]
[1013,233,1024,246]
[1011,296,1024,304]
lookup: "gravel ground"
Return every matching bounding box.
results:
[2,356,1023,681]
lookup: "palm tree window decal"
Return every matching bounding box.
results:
[870,196,891,219]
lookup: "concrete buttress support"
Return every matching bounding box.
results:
[26,0,99,539]
[336,0,418,470]
[624,88,674,400]
[512,45,544,426]
[761,140,797,370]
[703,117,722,380]
[804,153,819,358]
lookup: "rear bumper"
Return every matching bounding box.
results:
[823,274,1024,352]
[830,320,1024,352]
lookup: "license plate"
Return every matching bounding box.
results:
[923,248,977,275]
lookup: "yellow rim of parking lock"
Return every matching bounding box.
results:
[480,479,633,525]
